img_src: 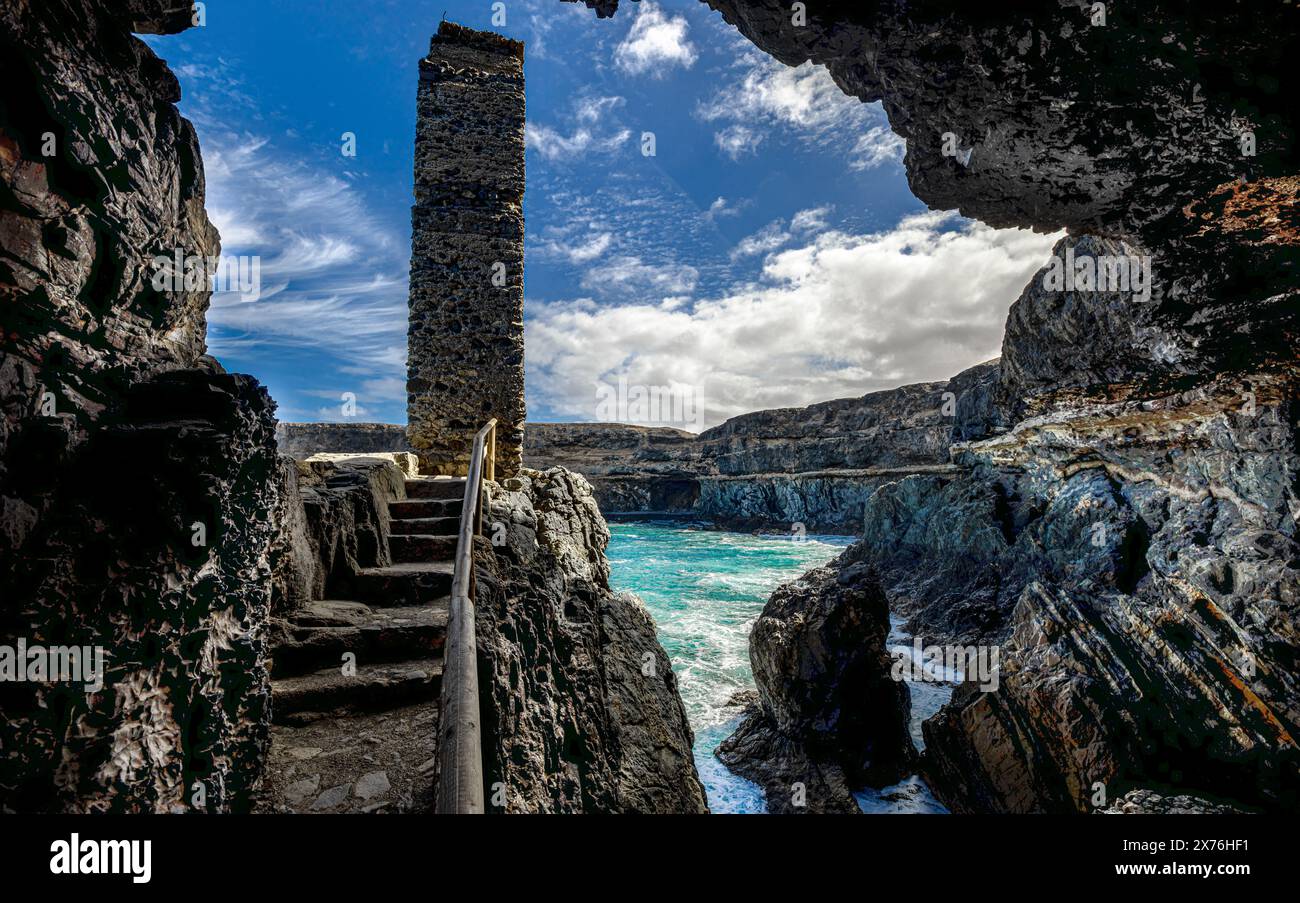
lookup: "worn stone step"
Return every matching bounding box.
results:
[389,497,463,519]
[404,477,467,500]
[389,516,459,536]
[270,600,450,678]
[272,659,444,724]
[342,561,456,606]
[388,533,458,563]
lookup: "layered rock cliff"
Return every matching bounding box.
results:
[1,1,280,811]
[575,0,1300,814]
[525,368,986,533]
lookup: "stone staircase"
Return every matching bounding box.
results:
[257,476,468,813]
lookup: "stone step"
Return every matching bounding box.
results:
[343,561,456,606]
[270,600,450,678]
[389,516,459,536]
[405,477,468,500]
[272,659,444,724]
[389,497,463,519]
[388,533,458,564]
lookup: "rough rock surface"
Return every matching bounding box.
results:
[1,369,279,813]
[275,422,412,459]
[716,547,912,813]
[473,467,708,812]
[0,2,280,812]
[576,0,1300,815]
[1100,789,1249,815]
[407,22,526,477]
[526,366,989,532]
[269,455,411,611]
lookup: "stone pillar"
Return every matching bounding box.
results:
[407,21,526,478]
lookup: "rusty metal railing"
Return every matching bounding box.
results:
[435,418,495,814]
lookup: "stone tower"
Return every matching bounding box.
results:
[407,21,525,477]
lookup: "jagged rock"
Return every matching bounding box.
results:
[473,467,708,813]
[0,371,280,812]
[0,1,282,813]
[1100,789,1249,815]
[717,548,912,813]
[716,702,861,814]
[275,422,413,459]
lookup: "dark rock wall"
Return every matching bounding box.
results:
[475,468,708,812]
[407,22,526,478]
[0,2,280,812]
[717,548,912,813]
[275,422,412,459]
[573,1,1299,813]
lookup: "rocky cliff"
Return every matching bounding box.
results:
[525,367,988,533]
[716,546,912,813]
[475,468,707,812]
[575,0,1299,814]
[1,1,280,811]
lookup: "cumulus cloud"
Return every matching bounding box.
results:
[698,54,904,168]
[527,212,1062,429]
[615,2,698,76]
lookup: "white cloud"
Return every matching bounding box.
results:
[525,123,632,162]
[713,124,762,160]
[698,55,903,168]
[536,227,615,264]
[790,205,832,233]
[526,94,631,162]
[615,2,698,77]
[731,220,791,260]
[200,132,408,398]
[704,196,745,220]
[580,255,699,297]
[730,207,832,260]
[527,212,1063,429]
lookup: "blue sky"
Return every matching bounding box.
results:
[144,0,1058,429]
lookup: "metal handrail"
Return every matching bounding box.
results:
[435,418,496,814]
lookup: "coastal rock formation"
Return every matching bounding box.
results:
[717,547,912,813]
[474,468,708,813]
[525,367,987,532]
[1,1,280,811]
[577,0,1299,815]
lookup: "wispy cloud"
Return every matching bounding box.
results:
[698,53,904,168]
[199,132,408,408]
[525,93,631,162]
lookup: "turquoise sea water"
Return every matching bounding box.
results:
[606,519,951,814]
